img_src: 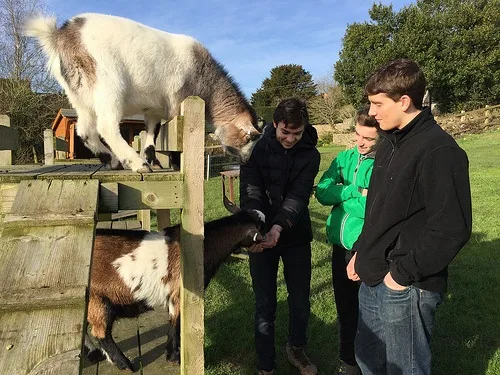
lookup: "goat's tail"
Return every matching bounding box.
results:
[24,16,60,62]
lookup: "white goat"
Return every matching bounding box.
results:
[25,13,261,172]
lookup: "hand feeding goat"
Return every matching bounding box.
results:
[24,13,261,172]
[85,198,265,371]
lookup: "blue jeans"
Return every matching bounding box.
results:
[249,243,312,371]
[355,281,444,375]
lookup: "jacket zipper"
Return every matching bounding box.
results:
[340,212,349,248]
[353,155,364,186]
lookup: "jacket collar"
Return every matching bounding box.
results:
[381,107,435,144]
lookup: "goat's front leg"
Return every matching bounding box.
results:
[97,329,135,372]
[165,314,180,363]
[75,110,122,169]
[88,297,135,371]
[95,110,152,173]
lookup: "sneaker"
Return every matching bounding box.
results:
[285,342,318,375]
[337,360,361,375]
[258,370,275,375]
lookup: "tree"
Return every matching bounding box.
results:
[335,0,500,112]
[0,0,67,164]
[251,64,318,107]
[308,73,354,125]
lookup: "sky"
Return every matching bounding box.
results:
[43,0,416,99]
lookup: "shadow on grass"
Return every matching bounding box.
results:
[431,231,500,375]
[204,255,340,375]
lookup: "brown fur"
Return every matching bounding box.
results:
[88,233,143,338]
[56,17,96,90]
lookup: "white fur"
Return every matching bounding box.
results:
[112,232,172,310]
[24,13,259,171]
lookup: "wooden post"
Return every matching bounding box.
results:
[69,122,75,159]
[179,96,205,375]
[157,209,171,230]
[485,105,491,125]
[44,129,54,165]
[0,115,14,166]
[137,209,151,230]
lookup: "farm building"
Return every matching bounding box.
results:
[51,108,146,159]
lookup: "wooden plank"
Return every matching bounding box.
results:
[91,169,143,182]
[0,286,86,311]
[99,183,119,213]
[8,180,99,218]
[0,165,67,183]
[38,164,103,180]
[3,212,95,228]
[142,170,183,182]
[137,209,151,230]
[125,220,142,230]
[157,209,171,230]
[0,308,84,374]
[156,116,183,152]
[0,225,95,294]
[1,183,18,222]
[96,220,112,229]
[179,97,205,374]
[117,181,183,210]
[111,221,127,230]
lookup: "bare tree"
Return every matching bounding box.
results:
[0,0,67,164]
[308,73,354,126]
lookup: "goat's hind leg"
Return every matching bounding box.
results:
[143,117,163,169]
[165,314,180,363]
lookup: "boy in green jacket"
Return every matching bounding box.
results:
[316,107,379,375]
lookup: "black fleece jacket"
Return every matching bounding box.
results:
[354,108,472,293]
[239,124,320,247]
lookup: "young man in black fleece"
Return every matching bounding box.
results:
[240,98,320,375]
[347,59,472,375]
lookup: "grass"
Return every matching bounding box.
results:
[163,134,499,374]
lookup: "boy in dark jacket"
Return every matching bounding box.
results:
[316,106,379,375]
[348,59,472,375]
[240,98,320,375]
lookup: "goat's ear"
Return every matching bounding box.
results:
[223,194,240,214]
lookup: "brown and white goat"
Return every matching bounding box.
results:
[86,205,264,371]
[25,13,261,172]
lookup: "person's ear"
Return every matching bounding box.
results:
[400,95,412,111]
[273,122,278,129]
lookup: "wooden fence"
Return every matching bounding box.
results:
[0,97,206,374]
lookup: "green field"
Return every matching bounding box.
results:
[172,132,499,375]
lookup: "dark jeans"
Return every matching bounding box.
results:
[355,281,444,375]
[332,245,359,366]
[249,243,312,371]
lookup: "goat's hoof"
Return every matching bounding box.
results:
[166,349,180,364]
[150,158,163,170]
[113,357,135,372]
[135,163,153,173]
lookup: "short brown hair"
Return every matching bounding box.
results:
[365,58,426,109]
[355,105,379,128]
[273,98,309,129]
